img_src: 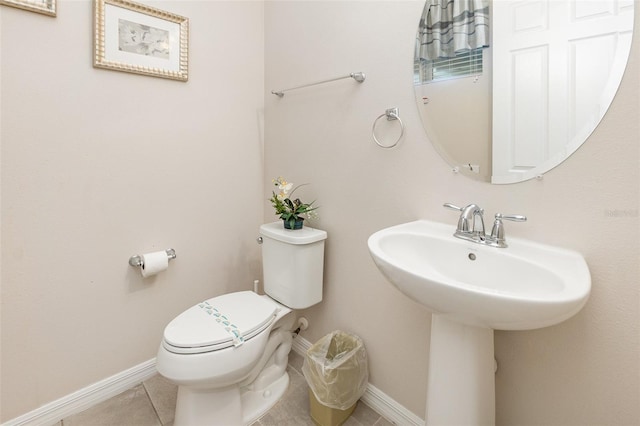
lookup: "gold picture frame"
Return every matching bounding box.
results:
[0,0,56,16]
[93,0,189,82]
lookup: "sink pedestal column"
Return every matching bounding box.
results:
[426,315,495,426]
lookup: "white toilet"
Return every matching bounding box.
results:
[156,222,327,426]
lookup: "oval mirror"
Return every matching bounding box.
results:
[414,0,634,184]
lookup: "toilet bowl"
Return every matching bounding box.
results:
[157,291,295,425]
[156,222,327,426]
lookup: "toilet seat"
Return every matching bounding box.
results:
[162,291,278,355]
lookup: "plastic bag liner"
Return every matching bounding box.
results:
[302,330,368,410]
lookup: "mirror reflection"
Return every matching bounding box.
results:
[414,0,634,184]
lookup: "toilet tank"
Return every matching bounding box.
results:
[259,222,327,309]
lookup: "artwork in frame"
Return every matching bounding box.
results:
[94,0,189,82]
[0,0,56,17]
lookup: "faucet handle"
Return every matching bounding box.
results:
[490,213,527,247]
[443,203,463,212]
[495,213,527,222]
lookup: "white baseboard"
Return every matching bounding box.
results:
[3,359,157,426]
[292,335,425,426]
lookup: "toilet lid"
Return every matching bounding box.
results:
[163,291,278,354]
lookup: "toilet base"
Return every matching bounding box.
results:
[172,372,290,426]
[174,384,242,426]
[241,371,289,425]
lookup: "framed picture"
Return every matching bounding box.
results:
[0,0,56,16]
[93,0,189,81]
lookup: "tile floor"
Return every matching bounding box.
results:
[56,351,394,426]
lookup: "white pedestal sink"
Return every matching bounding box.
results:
[368,220,590,425]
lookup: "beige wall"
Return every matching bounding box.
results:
[265,1,639,424]
[0,0,264,421]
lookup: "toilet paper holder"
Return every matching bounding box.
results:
[129,248,176,267]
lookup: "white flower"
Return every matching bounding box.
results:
[278,182,293,199]
[273,177,293,200]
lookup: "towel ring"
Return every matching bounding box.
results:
[372,107,404,149]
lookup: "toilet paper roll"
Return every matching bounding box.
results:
[141,251,169,278]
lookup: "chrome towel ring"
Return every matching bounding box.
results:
[372,107,404,149]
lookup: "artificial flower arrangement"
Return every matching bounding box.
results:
[270,177,318,229]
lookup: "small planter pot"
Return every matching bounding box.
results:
[283,219,304,230]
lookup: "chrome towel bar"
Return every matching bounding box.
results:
[271,72,365,97]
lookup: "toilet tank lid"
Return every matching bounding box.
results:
[260,222,327,244]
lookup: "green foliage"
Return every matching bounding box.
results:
[269,177,318,229]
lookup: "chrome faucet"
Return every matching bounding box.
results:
[444,203,526,248]
[444,203,487,242]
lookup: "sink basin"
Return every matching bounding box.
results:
[368,220,591,330]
